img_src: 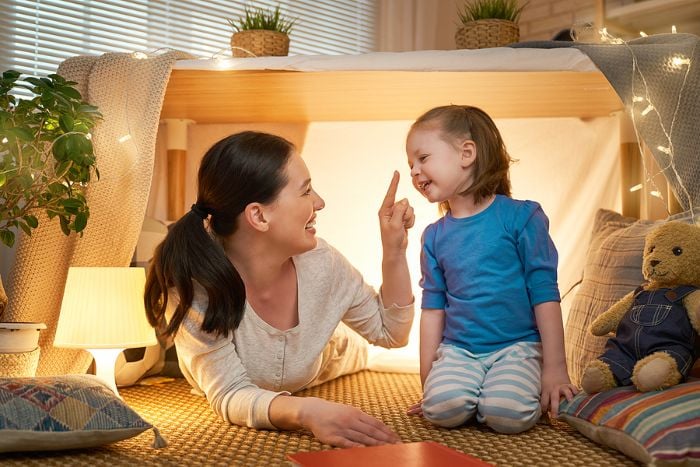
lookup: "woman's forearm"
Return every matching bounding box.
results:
[380,252,413,307]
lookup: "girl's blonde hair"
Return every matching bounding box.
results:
[410,105,514,212]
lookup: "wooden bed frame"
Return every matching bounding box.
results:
[158,67,626,220]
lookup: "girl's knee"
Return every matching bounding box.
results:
[484,412,539,434]
[422,392,477,428]
[479,403,541,434]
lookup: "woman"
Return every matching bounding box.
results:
[145,131,415,447]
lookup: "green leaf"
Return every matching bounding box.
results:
[18,221,31,236]
[73,212,87,232]
[0,173,5,187]
[23,214,38,228]
[59,216,70,235]
[0,230,15,247]
[59,114,74,132]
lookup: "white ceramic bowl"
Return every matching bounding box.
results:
[0,322,47,353]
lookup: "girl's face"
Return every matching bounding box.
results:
[264,152,325,255]
[406,127,475,204]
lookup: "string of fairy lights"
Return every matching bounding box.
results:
[591,25,696,221]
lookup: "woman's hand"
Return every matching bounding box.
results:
[378,171,414,254]
[300,397,401,448]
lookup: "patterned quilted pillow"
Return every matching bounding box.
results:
[559,380,700,465]
[0,374,165,453]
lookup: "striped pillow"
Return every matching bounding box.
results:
[559,380,700,464]
[564,208,700,387]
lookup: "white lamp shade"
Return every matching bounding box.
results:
[54,267,157,349]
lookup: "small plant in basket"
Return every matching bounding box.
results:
[227,5,298,58]
[455,0,527,49]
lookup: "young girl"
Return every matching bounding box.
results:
[405,105,577,433]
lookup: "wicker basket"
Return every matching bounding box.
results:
[230,30,290,58]
[0,347,40,377]
[455,19,520,49]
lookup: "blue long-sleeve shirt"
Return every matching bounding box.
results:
[420,195,560,354]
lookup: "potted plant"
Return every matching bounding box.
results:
[0,69,101,370]
[455,0,527,49]
[227,4,297,58]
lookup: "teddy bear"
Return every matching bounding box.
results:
[581,221,700,394]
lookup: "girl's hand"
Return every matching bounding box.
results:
[378,171,415,253]
[300,397,401,448]
[541,366,578,418]
[406,399,423,417]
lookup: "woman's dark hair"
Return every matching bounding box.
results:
[410,105,513,212]
[145,131,294,337]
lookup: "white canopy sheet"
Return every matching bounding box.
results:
[173,47,598,72]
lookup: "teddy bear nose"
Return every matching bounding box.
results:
[650,260,660,267]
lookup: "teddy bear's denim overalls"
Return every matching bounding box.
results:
[598,285,698,386]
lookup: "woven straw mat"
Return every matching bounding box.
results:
[1,370,639,466]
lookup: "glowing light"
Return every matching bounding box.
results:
[118,134,132,143]
[214,57,231,69]
[639,31,648,37]
[672,25,677,34]
[1,137,7,144]
[669,55,691,69]
[629,184,643,192]
[132,52,148,60]
[657,145,672,155]
[633,96,644,102]
[85,133,92,140]
[650,190,663,198]
[641,105,654,116]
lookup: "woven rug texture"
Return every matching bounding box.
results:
[1,371,639,466]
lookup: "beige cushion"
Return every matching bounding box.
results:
[565,208,700,387]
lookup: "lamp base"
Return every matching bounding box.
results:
[88,348,124,398]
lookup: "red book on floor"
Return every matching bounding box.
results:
[287,441,492,466]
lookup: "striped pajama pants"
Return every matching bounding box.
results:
[421,341,543,434]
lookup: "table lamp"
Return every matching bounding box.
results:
[55,267,157,397]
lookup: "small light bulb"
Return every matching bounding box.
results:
[669,55,691,69]
[1,137,7,144]
[641,105,654,116]
[657,145,672,155]
[214,57,230,69]
[629,184,643,192]
[85,133,92,140]
[132,51,148,60]
[639,31,647,37]
[672,25,677,33]
[118,134,132,143]
[650,190,662,198]
[633,96,644,102]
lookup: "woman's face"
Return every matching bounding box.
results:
[264,152,325,255]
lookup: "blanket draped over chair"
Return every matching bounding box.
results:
[4,50,191,376]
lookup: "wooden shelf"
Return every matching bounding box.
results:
[161,69,623,123]
[602,0,700,35]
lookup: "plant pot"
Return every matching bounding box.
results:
[0,322,47,353]
[0,322,46,377]
[230,30,290,58]
[455,19,520,49]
